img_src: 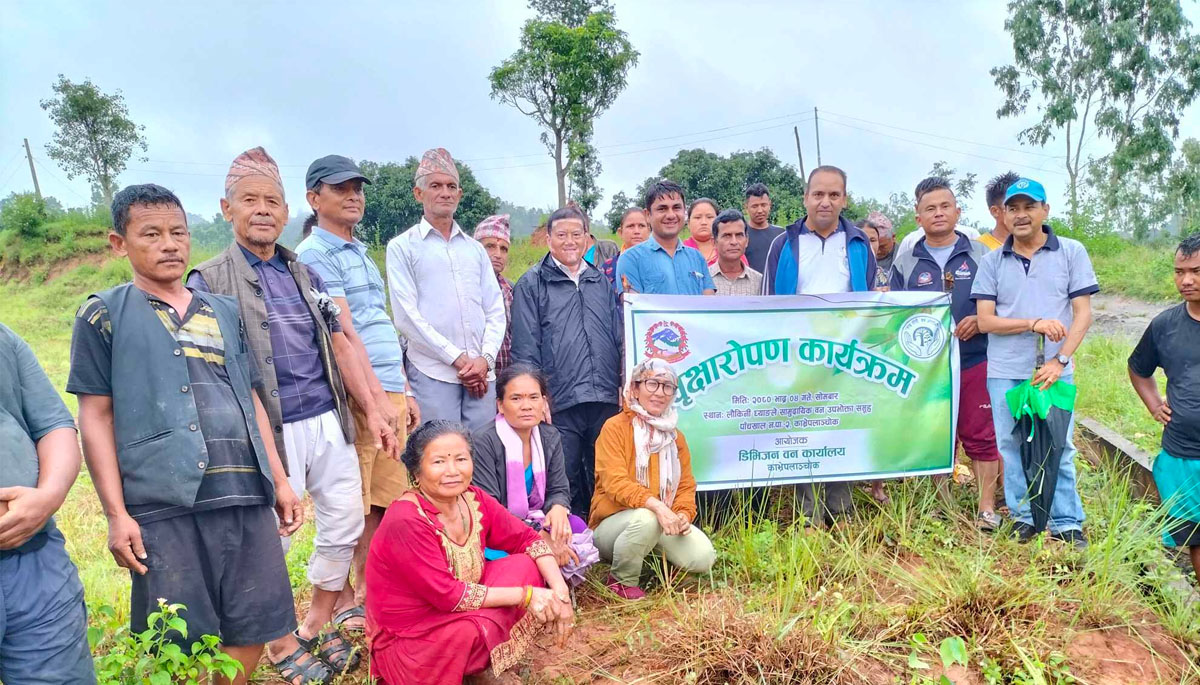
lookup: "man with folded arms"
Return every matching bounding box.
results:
[387,148,506,431]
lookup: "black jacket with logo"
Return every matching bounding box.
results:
[890,232,989,368]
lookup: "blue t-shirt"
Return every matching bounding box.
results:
[614,238,715,295]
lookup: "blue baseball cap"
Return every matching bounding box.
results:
[1003,178,1046,204]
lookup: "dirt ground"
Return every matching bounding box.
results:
[1090,292,1171,340]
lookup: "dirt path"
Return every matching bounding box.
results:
[1090,292,1171,340]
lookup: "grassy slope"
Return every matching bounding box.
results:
[3,230,1198,683]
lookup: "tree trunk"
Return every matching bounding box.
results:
[554,129,567,208]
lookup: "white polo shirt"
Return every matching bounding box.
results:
[796,229,851,294]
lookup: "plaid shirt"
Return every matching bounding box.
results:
[709,261,764,296]
[497,273,514,375]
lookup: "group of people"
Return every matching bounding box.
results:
[0,140,1197,685]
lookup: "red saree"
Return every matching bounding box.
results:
[365,486,554,685]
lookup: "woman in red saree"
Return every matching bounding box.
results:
[365,420,574,685]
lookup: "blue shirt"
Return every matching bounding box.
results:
[614,238,715,295]
[970,225,1099,380]
[235,245,336,422]
[296,227,408,393]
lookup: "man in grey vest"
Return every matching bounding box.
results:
[189,148,393,680]
[70,184,302,684]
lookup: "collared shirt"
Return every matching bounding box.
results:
[497,273,514,376]
[970,224,1100,380]
[68,290,267,522]
[709,261,763,297]
[614,238,715,295]
[233,245,335,423]
[386,218,507,384]
[0,324,76,535]
[296,226,408,393]
[551,256,584,286]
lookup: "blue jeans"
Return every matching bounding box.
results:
[987,376,1085,533]
[0,527,95,684]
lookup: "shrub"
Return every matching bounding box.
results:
[90,600,243,685]
[0,193,48,238]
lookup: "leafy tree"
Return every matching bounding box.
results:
[40,75,148,208]
[357,157,500,246]
[991,0,1200,221]
[567,138,603,215]
[489,1,638,207]
[603,190,635,232]
[1166,137,1200,235]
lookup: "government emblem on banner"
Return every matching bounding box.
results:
[899,313,947,360]
[644,321,690,362]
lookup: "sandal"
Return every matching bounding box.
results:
[332,605,366,633]
[270,643,332,685]
[296,627,361,675]
[977,510,1002,531]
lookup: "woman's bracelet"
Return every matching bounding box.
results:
[1030,318,1041,332]
[522,585,533,609]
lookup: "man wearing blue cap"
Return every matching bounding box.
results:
[971,178,1099,548]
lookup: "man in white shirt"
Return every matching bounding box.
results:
[386,148,506,432]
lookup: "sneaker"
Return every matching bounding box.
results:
[977,510,1002,531]
[605,575,646,601]
[1013,522,1039,543]
[1050,529,1088,550]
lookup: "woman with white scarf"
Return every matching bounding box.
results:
[589,358,716,600]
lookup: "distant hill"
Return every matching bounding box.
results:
[497,200,552,237]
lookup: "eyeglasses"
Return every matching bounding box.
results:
[637,378,677,395]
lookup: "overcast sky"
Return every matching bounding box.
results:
[4,0,1200,230]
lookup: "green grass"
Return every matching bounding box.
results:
[6,237,1199,683]
[0,210,112,279]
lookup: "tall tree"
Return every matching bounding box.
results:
[39,75,148,208]
[991,0,1200,222]
[489,1,638,207]
[357,157,500,246]
[1166,138,1200,235]
[567,138,603,215]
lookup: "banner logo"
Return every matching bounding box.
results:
[644,321,690,362]
[899,314,946,360]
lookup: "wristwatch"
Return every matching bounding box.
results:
[482,352,496,372]
[1055,354,1070,365]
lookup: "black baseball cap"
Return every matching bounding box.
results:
[306,155,371,190]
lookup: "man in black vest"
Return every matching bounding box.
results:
[189,147,394,679]
[69,184,302,685]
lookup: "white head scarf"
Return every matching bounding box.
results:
[624,358,682,507]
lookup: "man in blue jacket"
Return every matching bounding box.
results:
[761,166,878,297]
[891,177,1001,530]
[761,166,878,526]
[511,204,624,515]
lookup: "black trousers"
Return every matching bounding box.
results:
[555,401,620,515]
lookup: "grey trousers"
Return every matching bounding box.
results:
[797,481,855,526]
[406,361,497,433]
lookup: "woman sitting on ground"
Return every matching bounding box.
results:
[591,358,717,600]
[472,364,600,585]
[364,420,574,685]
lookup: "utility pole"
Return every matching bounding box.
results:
[23,138,42,201]
[813,107,822,167]
[793,125,807,189]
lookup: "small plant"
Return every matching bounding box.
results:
[90,599,243,685]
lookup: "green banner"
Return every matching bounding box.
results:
[624,292,958,489]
